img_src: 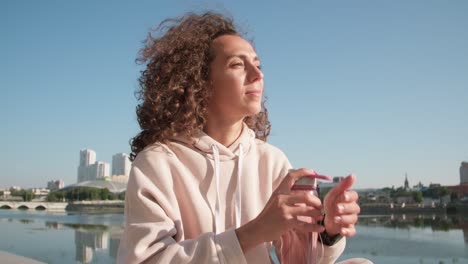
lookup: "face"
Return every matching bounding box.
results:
[207,34,264,122]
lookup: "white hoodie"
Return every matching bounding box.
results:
[117,123,345,263]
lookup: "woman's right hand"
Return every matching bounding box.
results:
[235,168,325,252]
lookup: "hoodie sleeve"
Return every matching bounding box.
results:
[117,162,247,264]
[318,238,346,264]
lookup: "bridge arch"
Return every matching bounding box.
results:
[0,202,67,211]
[35,205,46,210]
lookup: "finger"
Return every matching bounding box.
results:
[340,225,356,237]
[288,218,325,233]
[286,192,322,209]
[332,214,358,226]
[276,168,316,193]
[288,206,324,219]
[336,203,361,215]
[326,174,356,200]
[335,190,359,203]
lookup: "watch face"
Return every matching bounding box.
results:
[319,231,343,246]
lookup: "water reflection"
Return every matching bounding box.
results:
[19,218,34,224]
[45,221,122,263]
[359,214,468,244]
[1,210,467,263]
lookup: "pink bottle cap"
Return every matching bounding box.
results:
[291,173,332,191]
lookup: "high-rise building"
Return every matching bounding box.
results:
[89,161,110,180]
[77,149,96,182]
[77,149,130,183]
[47,180,65,191]
[80,149,96,167]
[461,161,468,185]
[112,153,131,177]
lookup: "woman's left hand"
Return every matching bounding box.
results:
[323,174,360,237]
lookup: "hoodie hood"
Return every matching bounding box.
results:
[172,122,254,161]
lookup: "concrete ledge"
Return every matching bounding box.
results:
[0,251,45,264]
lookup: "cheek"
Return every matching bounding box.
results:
[213,74,244,96]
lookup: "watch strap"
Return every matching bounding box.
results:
[318,214,344,246]
[319,230,343,246]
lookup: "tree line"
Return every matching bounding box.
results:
[46,187,125,202]
[9,189,36,202]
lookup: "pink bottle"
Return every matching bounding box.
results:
[281,173,332,264]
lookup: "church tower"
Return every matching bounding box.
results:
[404,173,410,190]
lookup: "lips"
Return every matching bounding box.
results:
[245,90,262,95]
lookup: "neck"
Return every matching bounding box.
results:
[204,118,244,147]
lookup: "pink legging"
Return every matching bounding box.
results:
[278,230,374,264]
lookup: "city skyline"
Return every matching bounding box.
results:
[77,148,131,183]
[2,1,468,189]
[1,155,466,191]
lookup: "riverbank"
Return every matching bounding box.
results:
[0,200,125,213]
[66,200,124,213]
[360,202,468,215]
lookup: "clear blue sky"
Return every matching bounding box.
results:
[2,0,467,189]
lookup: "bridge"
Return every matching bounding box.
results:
[0,201,67,211]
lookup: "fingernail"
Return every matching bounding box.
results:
[341,228,348,236]
[344,193,349,201]
[337,204,344,213]
[334,216,342,223]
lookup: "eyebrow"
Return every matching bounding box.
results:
[226,54,260,61]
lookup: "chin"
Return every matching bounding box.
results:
[247,105,262,116]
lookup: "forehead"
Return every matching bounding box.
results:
[211,35,257,59]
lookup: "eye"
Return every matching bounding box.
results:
[231,62,244,68]
[256,65,262,70]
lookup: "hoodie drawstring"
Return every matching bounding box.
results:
[236,143,244,228]
[211,143,244,233]
[212,144,222,233]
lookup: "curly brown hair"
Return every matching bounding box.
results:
[130,12,271,160]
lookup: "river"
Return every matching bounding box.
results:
[0,210,467,263]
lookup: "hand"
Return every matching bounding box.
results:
[323,174,360,237]
[236,168,325,252]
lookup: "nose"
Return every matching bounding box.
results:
[247,63,264,83]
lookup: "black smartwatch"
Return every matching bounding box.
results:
[319,231,343,246]
[318,215,344,246]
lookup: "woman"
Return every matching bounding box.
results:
[117,12,365,264]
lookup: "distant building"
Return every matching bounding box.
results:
[460,161,468,185]
[2,190,11,199]
[317,176,345,197]
[111,175,129,184]
[413,181,424,191]
[89,161,110,180]
[396,196,413,204]
[404,173,410,190]
[112,153,131,177]
[333,176,344,183]
[31,188,50,196]
[77,149,96,182]
[47,180,65,191]
[76,149,130,184]
[80,149,96,167]
[446,184,468,200]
